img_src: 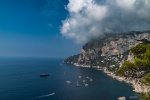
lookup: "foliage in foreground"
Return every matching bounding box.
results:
[117,43,150,85]
[141,73,150,85]
[117,43,150,100]
[140,92,150,100]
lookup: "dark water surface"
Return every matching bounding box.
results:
[0,57,140,100]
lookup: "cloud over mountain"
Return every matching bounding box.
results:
[61,0,150,44]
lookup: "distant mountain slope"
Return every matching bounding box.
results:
[64,30,150,94]
[64,31,150,69]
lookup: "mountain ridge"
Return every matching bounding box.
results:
[64,30,150,93]
[64,30,150,69]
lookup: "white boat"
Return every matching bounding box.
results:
[90,78,93,81]
[85,83,88,87]
[76,81,80,87]
[78,76,82,78]
[83,79,86,83]
[86,75,89,79]
[66,81,71,84]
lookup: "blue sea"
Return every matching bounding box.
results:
[0,57,140,100]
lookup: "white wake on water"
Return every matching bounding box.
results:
[38,93,55,98]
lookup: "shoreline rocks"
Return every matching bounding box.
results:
[64,31,150,94]
[103,67,150,93]
[73,64,150,93]
[117,97,126,100]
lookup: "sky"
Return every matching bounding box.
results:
[61,0,150,44]
[0,0,81,58]
[0,0,150,58]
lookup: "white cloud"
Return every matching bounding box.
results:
[116,0,136,9]
[67,0,86,13]
[61,0,150,44]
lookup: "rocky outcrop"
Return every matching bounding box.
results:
[64,31,150,70]
[64,54,80,65]
[127,52,134,63]
[117,97,126,100]
[103,68,150,93]
[64,30,150,93]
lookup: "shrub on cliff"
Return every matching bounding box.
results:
[117,61,136,76]
[140,92,150,100]
[131,43,147,59]
[134,57,148,70]
[142,73,150,85]
[117,43,150,79]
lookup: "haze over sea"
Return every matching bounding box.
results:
[0,57,139,100]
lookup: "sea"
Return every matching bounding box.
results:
[0,57,140,100]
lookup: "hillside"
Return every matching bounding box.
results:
[64,31,150,94]
[64,31,150,70]
[117,43,150,85]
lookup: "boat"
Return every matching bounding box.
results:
[86,75,89,79]
[85,83,88,87]
[66,81,71,84]
[76,81,80,87]
[40,73,49,77]
[83,79,86,83]
[90,78,93,81]
[89,77,93,81]
[78,76,81,78]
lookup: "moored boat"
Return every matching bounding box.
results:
[76,81,80,87]
[40,73,49,77]
[90,78,93,81]
[78,76,82,78]
[66,81,71,84]
[83,79,86,83]
[85,83,88,87]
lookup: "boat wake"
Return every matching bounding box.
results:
[38,93,55,98]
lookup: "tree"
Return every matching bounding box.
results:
[140,92,150,100]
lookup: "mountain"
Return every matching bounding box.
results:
[64,31,150,70]
[64,30,150,96]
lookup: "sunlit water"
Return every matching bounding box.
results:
[0,57,140,100]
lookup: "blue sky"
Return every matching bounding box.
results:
[1,0,149,58]
[0,0,81,58]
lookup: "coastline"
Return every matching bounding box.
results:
[103,67,150,93]
[73,63,150,93]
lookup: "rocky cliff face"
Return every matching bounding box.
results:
[64,31,150,70]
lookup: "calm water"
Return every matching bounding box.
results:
[0,57,140,100]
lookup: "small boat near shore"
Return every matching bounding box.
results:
[85,83,88,87]
[86,75,89,79]
[78,76,82,78]
[40,74,49,77]
[66,81,71,84]
[83,79,86,83]
[76,81,80,87]
[90,78,93,81]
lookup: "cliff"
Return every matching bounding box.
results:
[64,31,150,70]
[64,31,150,94]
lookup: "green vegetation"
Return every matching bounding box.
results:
[117,43,150,84]
[117,43,150,100]
[140,92,150,100]
[130,43,147,58]
[117,61,136,77]
[142,73,150,85]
